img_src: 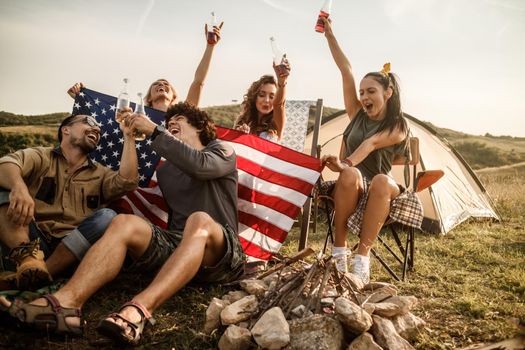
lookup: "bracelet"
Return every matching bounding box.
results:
[278,82,287,88]
[341,158,353,167]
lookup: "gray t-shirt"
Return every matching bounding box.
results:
[343,109,407,180]
[151,133,238,233]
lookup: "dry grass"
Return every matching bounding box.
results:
[0,125,57,135]
[0,166,524,349]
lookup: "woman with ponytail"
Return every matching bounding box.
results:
[320,17,420,284]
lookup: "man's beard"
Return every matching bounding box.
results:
[71,135,97,154]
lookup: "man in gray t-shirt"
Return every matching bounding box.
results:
[1,102,245,344]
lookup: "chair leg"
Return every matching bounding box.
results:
[322,205,334,255]
[370,248,401,282]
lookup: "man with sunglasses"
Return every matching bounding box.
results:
[0,113,139,291]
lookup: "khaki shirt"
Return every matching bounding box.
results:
[0,146,138,238]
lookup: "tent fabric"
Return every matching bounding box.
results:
[304,112,500,234]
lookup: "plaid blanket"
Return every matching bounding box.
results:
[319,178,423,234]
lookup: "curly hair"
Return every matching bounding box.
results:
[234,75,278,137]
[165,102,216,145]
[363,71,408,136]
[145,79,178,107]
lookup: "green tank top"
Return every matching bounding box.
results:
[343,109,408,180]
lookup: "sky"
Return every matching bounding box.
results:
[0,0,524,136]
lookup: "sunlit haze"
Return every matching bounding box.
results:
[0,0,524,136]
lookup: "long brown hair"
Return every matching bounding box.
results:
[234,75,278,137]
[363,72,408,136]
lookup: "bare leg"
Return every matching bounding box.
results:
[110,211,226,333]
[45,243,78,277]
[0,205,30,248]
[0,214,152,328]
[357,175,400,256]
[332,168,363,247]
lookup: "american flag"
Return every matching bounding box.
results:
[73,89,323,261]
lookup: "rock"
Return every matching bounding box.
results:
[239,279,268,297]
[391,312,426,341]
[204,298,231,334]
[334,297,373,334]
[362,303,375,315]
[370,302,402,318]
[262,272,279,286]
[370,315,414,350]
[363,286,398,304]
[290,305,313,319]
[286,314,344,350]
[221,295,258,325]
[347,332,383,350]
[383,295,417,315]
[251,307,290,350]
[222,290,249,304]
[363,282,397,292]
[321,297,334,306]
[218,325,252,350]
[344,272,365,291]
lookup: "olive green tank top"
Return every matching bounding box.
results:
[343,109,408,180]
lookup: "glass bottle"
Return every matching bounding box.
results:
[270,37,287,77]
[116,78,130,123]
[207,11,218,44]
[315,0,333,33]
[133,92,146,141]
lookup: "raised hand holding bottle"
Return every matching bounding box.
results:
[315,0,333,33]
[270,37,288,77]
[207,11,218,44]
[116,78,130,123]
[133,93,147,141]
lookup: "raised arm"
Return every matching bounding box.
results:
[323,128,407,172]
[67,82,84,99]
[272,57,291,139]
[322,18,360,120]
[116,108,139,182]
[185,23,224,107]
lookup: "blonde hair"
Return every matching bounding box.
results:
[144,79,178,107]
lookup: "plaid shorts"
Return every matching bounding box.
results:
[320,177,423,234]
[125,223,246,284]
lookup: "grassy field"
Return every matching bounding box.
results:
[0,166,523,349]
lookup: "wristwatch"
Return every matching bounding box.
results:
[151,124,166,140]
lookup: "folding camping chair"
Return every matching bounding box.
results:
[319,137,444,281]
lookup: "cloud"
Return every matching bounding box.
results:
[261,0,296,16]
[136,0,156,38]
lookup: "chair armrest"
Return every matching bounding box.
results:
[415,170,444,192]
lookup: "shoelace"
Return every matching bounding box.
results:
[8,238,41,264]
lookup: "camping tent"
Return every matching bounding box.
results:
[304,112,500,234]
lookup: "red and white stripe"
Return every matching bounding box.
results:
[112,127,323,262]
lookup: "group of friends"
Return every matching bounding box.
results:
[0,18,420,345]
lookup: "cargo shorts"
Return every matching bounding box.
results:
[125,223,246,284]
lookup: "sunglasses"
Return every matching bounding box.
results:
[68,116,99,128]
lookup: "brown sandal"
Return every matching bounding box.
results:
[96,300,156,346]
[7,294,83,335]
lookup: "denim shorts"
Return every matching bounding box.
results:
[1,189,115,268]
[125,224,246,284]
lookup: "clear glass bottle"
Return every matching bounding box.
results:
[270,37,287,77]
[207,11,218,44]
[315,0,333,33]
[133,92,146,141]
[116,78,130,123]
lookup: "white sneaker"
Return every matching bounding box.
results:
[351,254,370,285]
[333,253,349,273]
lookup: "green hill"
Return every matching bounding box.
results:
[1,107,524,170]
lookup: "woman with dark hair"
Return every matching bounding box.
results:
[233,59,291,142]
[320,18,419,284]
